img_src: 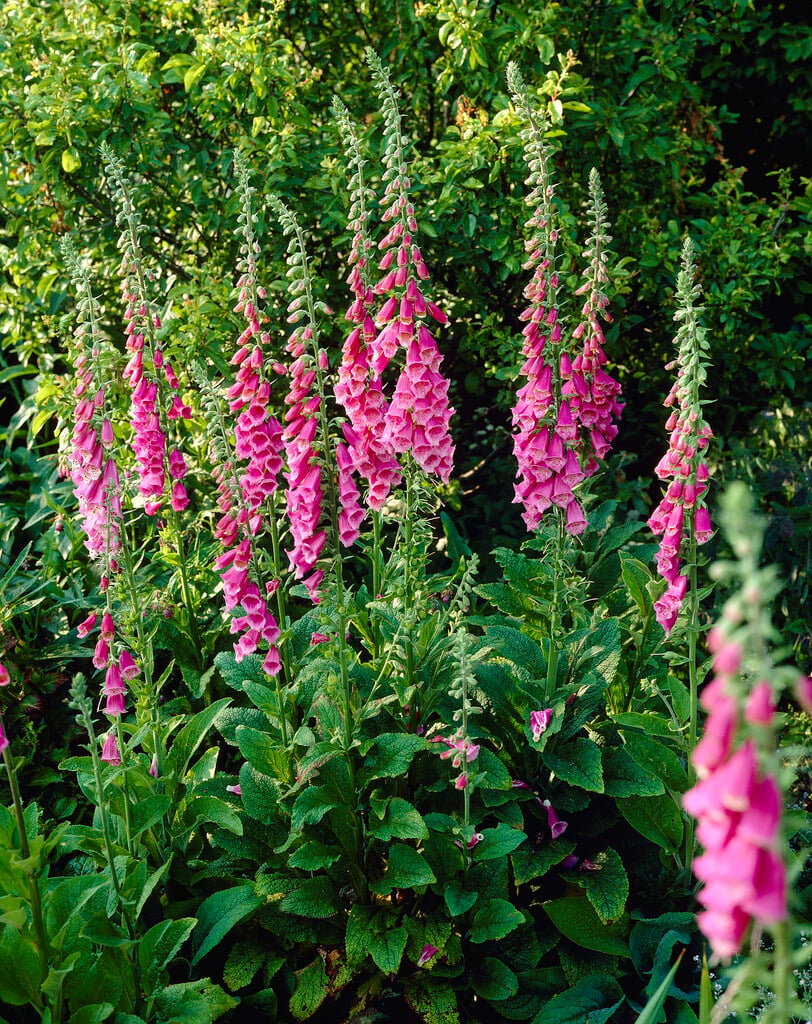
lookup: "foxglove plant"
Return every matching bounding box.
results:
[568,168,624,475]
[365,48,455,484]
[682,484,802,1023]
[332,95,402,515]
[507,62,585,536]
[648,237,713,637]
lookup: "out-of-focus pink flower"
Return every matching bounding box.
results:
[310,632,330,645]
[0,663,9,687]
[226,784,242,796]
[794,675,812,716]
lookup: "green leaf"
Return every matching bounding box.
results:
[472,823,525,861]
[475,748,512,790]
[622,731,687,791]
[368,798,428,841]
[132,795,172,838]
[235,726,289,780]
[165,698,230,780]
[289,957,329,1021]
[617,795,684,853]
[532,973,624,1023]
[280,876,340,918]
[183,63,207,91]
[635,951,685,1024]
[372,844,436,894]
[290,786,340,831]
[472,957,519,1001]
[403,979,461,1023]
[0,928,40,1004]
[358,734,427,786]
[139,918,196,991]
[370,926,408,974]
[345,905,376,965]
[620,553,653,616]
[511,840,575,884]
[542,896,629,956]
[564,848,629,924]
[699,951,713,1024]
[543,737,604,792]
[191,886,262,966]
[153,979,236,1023]
[288,840,342,871]
[469,899,525,943]
[602,747,665,797]
[444,880,478,916]
[68,1005,115,1024]
[223,939,265,994]
[61,147,81,173]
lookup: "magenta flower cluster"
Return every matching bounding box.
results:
[120,279,190,516]
[214,254,283,673]
[683,633,786,960]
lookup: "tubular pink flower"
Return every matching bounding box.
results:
[77,611,98,638]
[530,708,553,742]
[542,798,568,839]
[101,731,121,765]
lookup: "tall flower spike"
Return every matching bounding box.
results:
[648,237,713,634]
[683,484,791,963]
[332,95,401,512]
[101,143,190,516]
[507,63,584,534]
[365,49,455,482]
[269,194,334,601]
[569,168,623,474]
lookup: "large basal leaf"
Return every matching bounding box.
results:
[444,879,479,916]
[164,698,231,780]
[290,786,341,831]
[371,843,436,895]
[368,798,429,841]
[531,973,624,1024]
[358,734,427,787]
[511,840,576,885]
[472,957,519,1001]
[601,747,664,798]
[235,725,290,781]
[138,918,196,991]
[617,795,684,854]
[289,957,329,1021]
[542,896,629,957]
[472,823,526,862]
[280,876,340,919]
[404,979,461,1024]
[469,899,525,944]
[562,848,629,924]
[369,926,408,974]
[621,731,687,792]
[543,737,604,793]
[191,886,262,966]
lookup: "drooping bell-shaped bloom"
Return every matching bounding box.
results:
[101,731,121,766]
[541,798,568,839]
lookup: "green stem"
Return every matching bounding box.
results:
[114,717,134,857]
[371,510,383,662]
[544,511,564,703]
[2,740,49,1004]
[403,476,417,692]
[772,919,791,1023]
[684,518,699,873]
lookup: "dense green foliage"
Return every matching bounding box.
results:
[0,3,810,1022]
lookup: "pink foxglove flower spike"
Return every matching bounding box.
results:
[648,238,713,635]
